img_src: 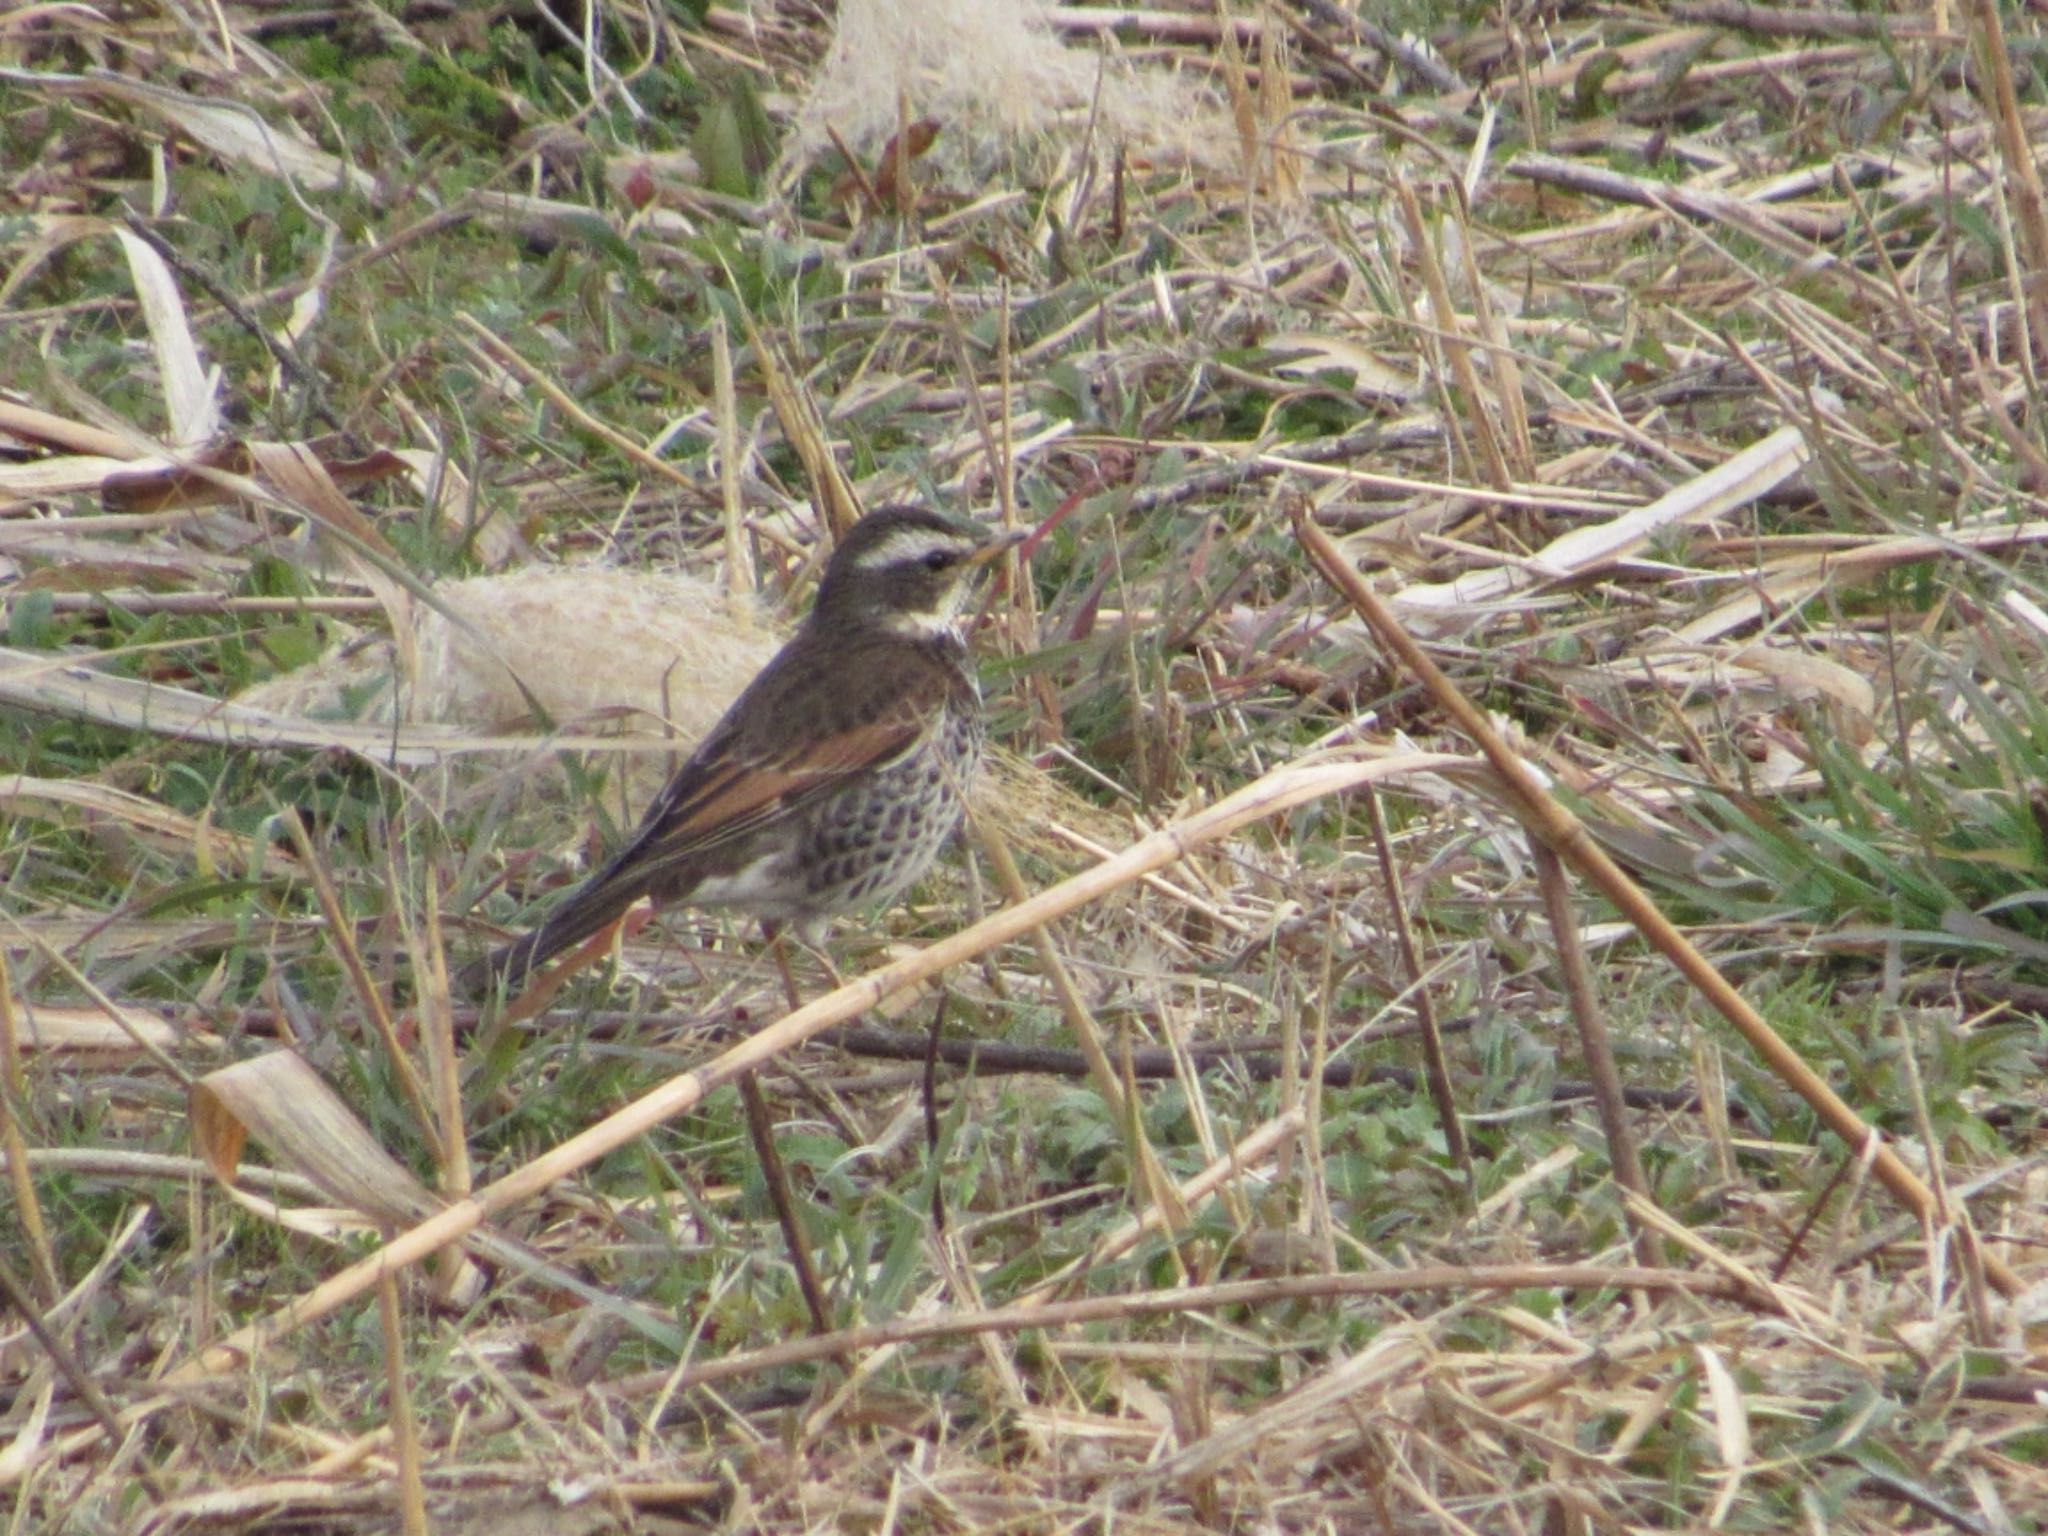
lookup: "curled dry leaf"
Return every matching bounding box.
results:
[190,1050,437,1230]
[1695,1343,1753,1524]
[113,228,219,450]
[837,117,942,213]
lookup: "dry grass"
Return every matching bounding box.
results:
[4,1,2048,1532]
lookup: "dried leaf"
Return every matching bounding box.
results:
[0,216,219,448]
[114,228,220,449]
[100,438,407,513]
[87,73,375,196]
[1267,332,1420,401]
[1695,1344,1752,1470]
[191,1051,438,1227]
[1393,425,1812,622]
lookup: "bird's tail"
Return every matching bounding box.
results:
[454,876,646,997]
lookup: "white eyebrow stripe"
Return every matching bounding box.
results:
[875,609,964,639]
[851,527,973,571]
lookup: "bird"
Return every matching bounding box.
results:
[456,504,1027,996]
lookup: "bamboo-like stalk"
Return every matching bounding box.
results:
[165,749,1470,1383]
[376,1264,428,1536]
[1289,503,2024,1301]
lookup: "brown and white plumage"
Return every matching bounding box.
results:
[457,506,1021,994]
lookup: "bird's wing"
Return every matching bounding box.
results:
[459,633,967,993]
[597,640,952,892]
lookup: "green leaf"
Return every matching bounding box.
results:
[8,588,54,648]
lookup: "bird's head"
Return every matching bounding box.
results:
[812,505,1025,639]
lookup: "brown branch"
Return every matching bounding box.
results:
[1289,502,2026,1301]
[1533,842,1656,1266]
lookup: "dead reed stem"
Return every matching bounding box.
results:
[1290,502,2026,1301]
[165,750,1473,1382]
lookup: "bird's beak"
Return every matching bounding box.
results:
[966,527,1030,567]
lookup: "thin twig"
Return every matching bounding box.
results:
[0,1253,168,1503]
[1365,787,1472,1195]
[612,1263,1778,1397]
[1533,842,1657,1267]
[739,1071,834,1336]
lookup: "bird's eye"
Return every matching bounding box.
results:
[923,549,956,572]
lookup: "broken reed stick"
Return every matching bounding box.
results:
[1288,502,2025,1301]
[165,747,1474,1382]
